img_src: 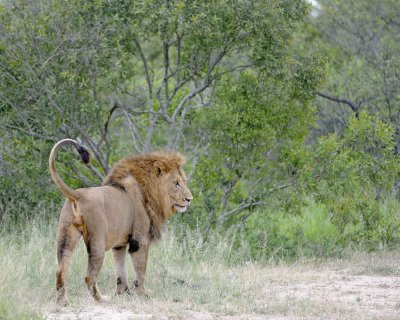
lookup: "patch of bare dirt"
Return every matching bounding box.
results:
[261,271,400,319]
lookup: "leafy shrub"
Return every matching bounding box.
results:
[256,113,400,256]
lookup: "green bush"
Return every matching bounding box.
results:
[244,113,400,257]
[244,195,400,260]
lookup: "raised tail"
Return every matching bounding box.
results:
[49,139,90,201]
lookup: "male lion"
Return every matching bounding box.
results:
[49,139,193,305]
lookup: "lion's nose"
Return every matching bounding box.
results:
[185,196,193,203]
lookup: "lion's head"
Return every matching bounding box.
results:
[156,162,193,214]
[103,151,193,220]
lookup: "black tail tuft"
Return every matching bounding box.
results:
[77,146,90,164]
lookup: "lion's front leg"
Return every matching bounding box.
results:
[112,246,129,295]
[129,241,152,297]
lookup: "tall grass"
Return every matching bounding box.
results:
[1,199,400,319]
[0,203,253,319]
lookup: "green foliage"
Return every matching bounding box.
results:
[186,24,324,224]
[1,0,319,224]
[309,113,397,199]
[309,0,400,143]
[245,196,400,259]
[245,200,340,258]
[1,0,400,260]
[276,113,400,252]
[0,0,125,213]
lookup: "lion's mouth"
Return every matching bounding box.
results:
[174,204,188,213]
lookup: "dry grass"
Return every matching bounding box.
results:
[1,219,400,319]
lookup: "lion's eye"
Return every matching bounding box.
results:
[175,181,180,187]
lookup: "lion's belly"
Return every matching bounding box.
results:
[105,214,133,250]
[102,188,135,250]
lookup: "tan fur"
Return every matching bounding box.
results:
[50,139,193,305]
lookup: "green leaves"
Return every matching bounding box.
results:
[2,0,398,257]
[283,112,399,245]
[310,0,400,140]
[191,62,319,225]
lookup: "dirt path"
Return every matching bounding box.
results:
[262,270,400,319]
[44,257,400,319]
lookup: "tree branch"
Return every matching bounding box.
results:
[45,85,108,173]
[134,37,157,149]
[218,201,267,223]
[3,124,55,142]
[218,183,292,223]
[316,91,361,118]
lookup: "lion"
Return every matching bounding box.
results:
[49,139,193,305]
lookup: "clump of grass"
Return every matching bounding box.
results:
[0,205,253,317]
[0,220,54,319]
[0,298,42,320]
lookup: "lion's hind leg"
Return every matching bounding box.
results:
[84,235,107,302]
[56,224,81,306]
[112,246,130,295]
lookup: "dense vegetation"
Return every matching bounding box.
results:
[1,0,399,258]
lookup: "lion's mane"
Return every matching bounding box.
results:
[102,151,186,240]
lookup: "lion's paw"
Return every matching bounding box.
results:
[115,286,130,296]
[98,295,111,303]
[56,296,69,307]
[137,287,153,298]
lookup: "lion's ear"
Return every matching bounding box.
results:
[154,161,166,177]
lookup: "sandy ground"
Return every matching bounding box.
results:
[44,257,400,320]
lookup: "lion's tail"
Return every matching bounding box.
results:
[49,139,90,201]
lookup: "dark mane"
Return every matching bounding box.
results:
[102,151,186,239]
